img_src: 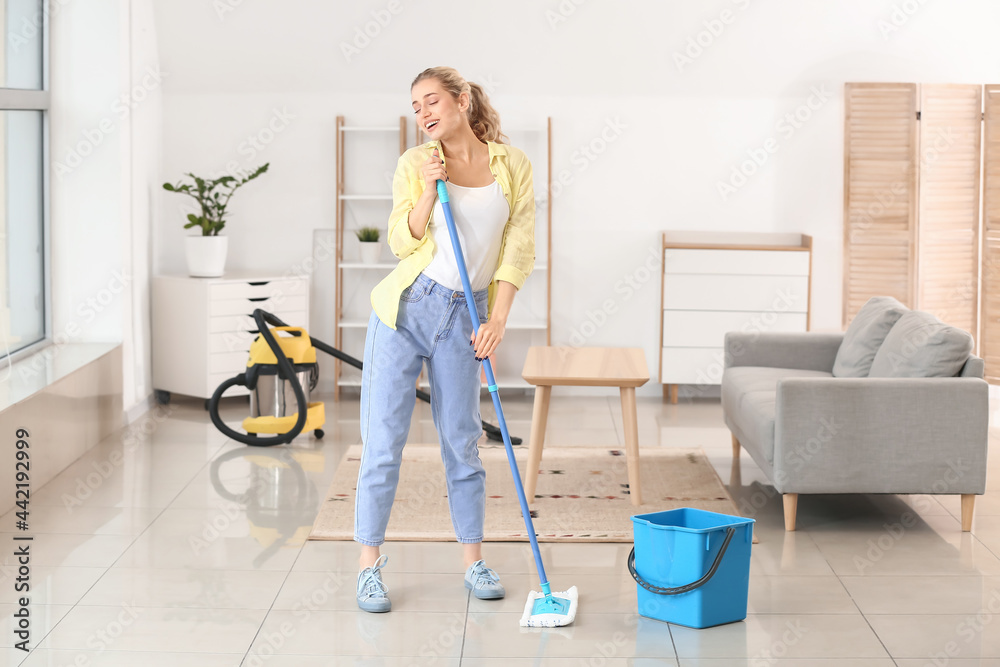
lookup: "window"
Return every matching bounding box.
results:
[0,0,48,358]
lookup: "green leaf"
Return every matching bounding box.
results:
[356,226,381,242]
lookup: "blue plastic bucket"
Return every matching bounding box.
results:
[629,507,754,629]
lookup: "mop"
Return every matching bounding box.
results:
[435,178,578,628]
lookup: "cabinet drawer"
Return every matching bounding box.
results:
[209,314,254,334]
[663,249,809,276]
[662,311,807,348]
[209,351,252,375]
[210,294,308,317]
[209,330,256,354]
[208,310,308,334]
[660,347,726,385]
[209,279,305,302]
[662,275,809,312]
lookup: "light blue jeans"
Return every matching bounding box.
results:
[355,272,489,547]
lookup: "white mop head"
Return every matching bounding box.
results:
[519,586,579,628]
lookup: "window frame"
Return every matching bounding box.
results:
[0,4,50,362]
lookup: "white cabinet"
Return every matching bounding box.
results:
[659,232,812,402]
[152,272,309,401]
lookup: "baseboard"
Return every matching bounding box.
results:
[124,393,156,426]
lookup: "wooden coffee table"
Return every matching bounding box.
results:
[520,346,649,506]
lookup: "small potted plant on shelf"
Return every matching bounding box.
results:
[356,226,382,264]
[162,163,269,277]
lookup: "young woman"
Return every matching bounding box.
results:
[354,66,535,612]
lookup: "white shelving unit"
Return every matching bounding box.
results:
[333,115,552,397]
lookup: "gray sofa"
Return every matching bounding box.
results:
[722,297,988,531]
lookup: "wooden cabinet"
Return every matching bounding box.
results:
[659,231,812,403]
[152,273,309,401]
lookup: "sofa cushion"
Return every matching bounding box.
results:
[869,310,974,378]
[832,296,909,377]
[722,366,833,465]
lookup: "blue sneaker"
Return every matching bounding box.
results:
[465,560,505,600]
[357,554,391,613]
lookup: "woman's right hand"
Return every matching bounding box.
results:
[421,148,448,191]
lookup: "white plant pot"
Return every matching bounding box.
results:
[185,235,229,278]
[359,241,382,264]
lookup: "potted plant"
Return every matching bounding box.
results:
[356,226,382,264]
[163,163,269,277]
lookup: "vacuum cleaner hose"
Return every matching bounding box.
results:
[207,309,309,447]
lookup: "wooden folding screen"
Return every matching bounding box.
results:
[916,84,983,337]
[981,86,1000,381]
[845,83,987,358]
[843,83,918,325]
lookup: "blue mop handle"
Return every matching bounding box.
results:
[435,179,551,593]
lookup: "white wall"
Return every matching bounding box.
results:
[48,0,160,417]
[148,0,1000,396]
[49,0,124,345]
[120,0,161,415]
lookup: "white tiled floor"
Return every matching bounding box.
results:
[2,392,1000,665]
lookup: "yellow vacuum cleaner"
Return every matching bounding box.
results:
[209,308,521,447]
[209,309,325,446]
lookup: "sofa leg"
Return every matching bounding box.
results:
[783,494,798,531]
[961,494,976,532]
[731,434,740,460]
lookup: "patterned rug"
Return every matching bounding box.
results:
[310,444,741,543]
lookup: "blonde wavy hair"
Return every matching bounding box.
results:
[411,66,507,144]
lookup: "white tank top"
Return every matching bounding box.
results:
[422,180,509,292]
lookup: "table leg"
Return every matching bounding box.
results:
[525,385,551,504]
[620,386,642,506]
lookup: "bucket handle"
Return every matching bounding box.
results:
[627,526,736,596]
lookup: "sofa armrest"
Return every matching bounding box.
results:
[772,377,988,494]
[724,332,844,373]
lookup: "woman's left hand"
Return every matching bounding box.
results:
[471,317,506,361]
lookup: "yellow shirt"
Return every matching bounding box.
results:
[370,139,535,329]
